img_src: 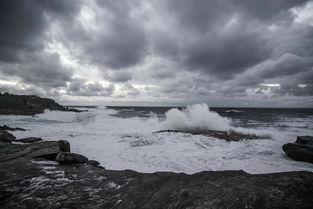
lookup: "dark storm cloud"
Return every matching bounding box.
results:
[57,0,147,70]
[0,0,312,105]
[0,52,72,87]
[0,0,81,87]
[153,0,312,79]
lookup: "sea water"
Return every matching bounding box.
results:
[1,104,313,174]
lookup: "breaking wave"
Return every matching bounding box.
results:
[161,103,230,131]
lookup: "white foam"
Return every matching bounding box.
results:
[4,105,313,174]
[161,103,230,131]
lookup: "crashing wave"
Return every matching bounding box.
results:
[161,103,230,131]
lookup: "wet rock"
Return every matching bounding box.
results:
[0,125,26,131]
[0,136,313,208]
[283,136,313,164]
[88,160,100,167]
[17,137,43,143]
[153,129,267,141]
[56,152,88,164]
[0,131,15,145]
[0,140,67,162]
[296,136,313,147]
[58,140,70,152]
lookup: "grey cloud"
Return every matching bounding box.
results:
[120,83,140,96]
[68,79,114,96]
[0,0,312,106]
[0,0,81,89]
[0,52,72,87]
[59,0,147,70]
[107,71,132,82]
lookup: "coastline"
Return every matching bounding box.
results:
[1,94,313,208]
[1,132,313,208]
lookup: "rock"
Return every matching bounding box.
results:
[17,137,43,143]
[283,142,313,164]
[88,160,100,167]
[153,129,267,141]
[1,137,313,208]
[0,131,15,145]
[0,125,26,131]
[296,136,313,146]
[55,152,88,164]
[0,94,81,115]
[58,140,70,152]
[0,140,68,162]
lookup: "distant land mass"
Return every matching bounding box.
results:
[0,93,80,115]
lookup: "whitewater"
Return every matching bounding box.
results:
[1,104,313,174]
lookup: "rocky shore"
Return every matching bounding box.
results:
[1,130,313,208]
[0,93,80,115]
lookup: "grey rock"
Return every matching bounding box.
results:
[0,131,15,145]
[88,160,100,167]
[153,129,267,141]
[1,137,313,208]
[58,140,70,152]
[0,140,66,162]
[296,136,313,147]
[56,152,88,164]
[17,137,43,143]
[0,125,26,131]
[283,142,313,164]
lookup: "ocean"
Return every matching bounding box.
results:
[1,104,313,174]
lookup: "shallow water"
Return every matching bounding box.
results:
[1,104,313,174]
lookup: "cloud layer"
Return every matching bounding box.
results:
[0,0,312,107]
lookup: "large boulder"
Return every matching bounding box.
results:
[282,136,313,164]
[55,152,88,164]
[58,140,70,152]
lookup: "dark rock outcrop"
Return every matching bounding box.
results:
[0,94,81,115]
[283,136,313,164]
[0,125,26,131]
[0,140,70,162]
[56,152,88,164]
[296,136,313,146]
[0,134,313,208]
[0,131,15,145]
[154,129,267,141]
[58,140,71,152]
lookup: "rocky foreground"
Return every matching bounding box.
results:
[1,130,313,209]
[0,93,80,115]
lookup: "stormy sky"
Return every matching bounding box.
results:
[0,0,313,107]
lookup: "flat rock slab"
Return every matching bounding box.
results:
[0,141,67,162]
[1,142,313,208]
[15,137,43,143]
[154,129,267,141]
